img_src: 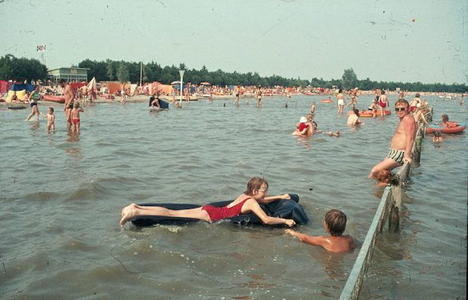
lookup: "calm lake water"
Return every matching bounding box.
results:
[0,94,466,299]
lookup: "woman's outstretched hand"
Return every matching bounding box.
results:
[285,219,296,227]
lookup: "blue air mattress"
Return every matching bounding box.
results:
[130,194,308,227]
[148,97,169,109]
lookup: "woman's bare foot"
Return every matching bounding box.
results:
[120,203,138,227]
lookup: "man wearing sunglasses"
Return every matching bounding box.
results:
[368,99,416,178]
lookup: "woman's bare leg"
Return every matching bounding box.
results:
[119,204,210,227]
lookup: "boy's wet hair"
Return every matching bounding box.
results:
[73,101,79,108]
[244,177,268,196]
[49,107,54,113]
[441,114,449,122]
[325,209,347,236]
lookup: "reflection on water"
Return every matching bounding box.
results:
[0,96,466,299]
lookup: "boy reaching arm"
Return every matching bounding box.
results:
[286,209,355,253]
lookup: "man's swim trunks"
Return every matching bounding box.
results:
[387,149,405,164]
[338,99,345,106]
[201,197,250,222]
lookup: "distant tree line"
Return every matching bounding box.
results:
[0,55,466,93]
[0,54,48,82]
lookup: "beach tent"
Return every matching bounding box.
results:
[129,84,138,95]
[151,82,172,95]
[87,77,97,100]
[70,82,86,93]
[107,82,122,94]
[6,90,26,102]
[0,80,10,94]
[10,83,35,92]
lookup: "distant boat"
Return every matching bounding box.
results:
[43,95,65,103]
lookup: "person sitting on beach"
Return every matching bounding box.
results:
[41,107,56,132]
[292,116,310,136]
[347,108,362,126]
[285,209,354,253]
[368,99,416,178]
[71,101,84,133]
[119,177,297,227]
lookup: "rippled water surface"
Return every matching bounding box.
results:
[0,95,466,299]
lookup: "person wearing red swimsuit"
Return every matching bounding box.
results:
[119,177,296,227]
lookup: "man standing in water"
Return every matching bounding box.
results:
[368,99,416,178]
[60,80,74,131]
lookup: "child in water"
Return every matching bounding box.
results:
[41,106,55,132]
[432,130,443,143]
[285,209,354,253]
[71,101,84,133]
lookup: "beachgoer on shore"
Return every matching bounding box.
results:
[368,99,416,178]
[119,177,296,227]
[285,209,354,253]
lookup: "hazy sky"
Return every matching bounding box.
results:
[1,0,466,85]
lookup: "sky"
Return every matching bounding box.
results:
[0,0,466,85]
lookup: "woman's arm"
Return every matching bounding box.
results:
[245,200,295,227]
[260,193,291,204]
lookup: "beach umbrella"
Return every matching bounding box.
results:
[171,80,181,85]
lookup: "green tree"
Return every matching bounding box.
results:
[341,68,358,90]
[117,62,130,83]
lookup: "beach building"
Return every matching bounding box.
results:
[47,67,89,82]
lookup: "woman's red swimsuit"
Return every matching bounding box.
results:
[201,197,250,222]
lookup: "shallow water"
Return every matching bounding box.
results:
[0,95,466,299]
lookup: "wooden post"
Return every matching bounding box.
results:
[340,115,427,299]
